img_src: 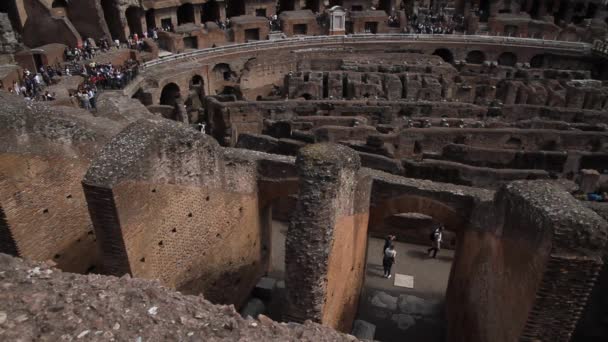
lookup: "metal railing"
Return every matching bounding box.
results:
[142,34,591,70]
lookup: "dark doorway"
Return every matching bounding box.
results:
[379,0,392,12]
[465,50,486,64]
[497,52,517,66]
[160,83,181,106]
[293,24,307,35]
[101,0,123,40]
[255,8,267,17]
[346,21,354,34]
[126,6,144,36]
[365,22,378,33]
[52,0,68,8]
[226,0,246,18]
[202,0,220,23]
[33,54,44,70]
[161,18,173,30]
[530,54,545,68]
[504,24,518,36]
[146,9,156,30]
[279,0,295,13]
[479,0,490,22]
[245,28,260,41]
[304,0,320,12]
[190,75,205,98]
[177,3,195,25]
[433,48,454,64]
[51,0,68,16]
[184,36,198,49]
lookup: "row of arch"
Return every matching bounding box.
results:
[432,49,546,68]
[100,1,223,40]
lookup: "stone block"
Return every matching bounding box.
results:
[351,320,376,340]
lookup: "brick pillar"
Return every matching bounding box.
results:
[285,143,371,332]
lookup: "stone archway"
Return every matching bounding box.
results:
[160,82,181,106]
[466,50,486,64]
[177,3,196,25]
[101,0,123,40]
[126,6,144,36]
[369,194,467,233]
[433,48,454,64]
[201,0,220,23]
[498,52,518,66]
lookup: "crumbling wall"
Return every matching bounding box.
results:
[446,181,608,342]
[285,143,372,332]
[21,0,81,47]
[82,118,272,307]
[0,93,121,273]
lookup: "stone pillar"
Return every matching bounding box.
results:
[194,5,202,25]
[219,2,227,21]
[285,143,372,332]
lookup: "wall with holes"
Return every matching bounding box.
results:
[83,118,270,308]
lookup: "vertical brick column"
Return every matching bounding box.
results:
[284,143,368,330]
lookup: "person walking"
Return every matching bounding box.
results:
[383,234,396,256]
[383,244,397,278]
[428,225,443,258]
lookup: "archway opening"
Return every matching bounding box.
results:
[146,9,156,30]
[177,3,196,26]
[126,6,144,36]
[190,75,205,100]
[101,0,123,40]
[465,50,486,64]
[497,52,517,66]
[226,0,246,18]
[212,63,236,81]
[160,83,181,107]
[52,0,68,8]
[433,48,454,64]
[279,0,296,13]
[304,0,320,12]
[530,54,545,68]
[201,0,220,23]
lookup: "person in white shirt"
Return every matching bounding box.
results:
[428,225,443,258]
[383,244,397,278]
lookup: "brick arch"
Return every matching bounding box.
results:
[369,194,467,232]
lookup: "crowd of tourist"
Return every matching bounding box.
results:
[4,67,59,101]
[406,11,461,34]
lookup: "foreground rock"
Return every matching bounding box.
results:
[0,254,359,341]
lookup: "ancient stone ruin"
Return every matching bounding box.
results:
[1,0,608,341]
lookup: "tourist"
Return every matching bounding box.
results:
[427,225,443,258]
[382,234,396,258]
[383,244,397,279]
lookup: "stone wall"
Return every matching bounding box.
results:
[82,118,284,307]
[285,143,372,332]
[0,93,121,273]
[446,181,608,342]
